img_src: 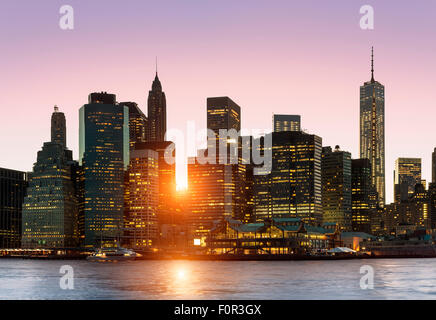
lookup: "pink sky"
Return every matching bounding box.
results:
[0,1,435,203]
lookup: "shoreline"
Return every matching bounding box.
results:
[2,253,436,261]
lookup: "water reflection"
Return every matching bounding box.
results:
[1,258,436,299]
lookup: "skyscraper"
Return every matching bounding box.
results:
[147,73,166,142]
[187,97,244,242]
[207,96,241,164]
[79,92,129,247]
[254,131,322,225]
[0,168,28,248]
[432,148,436,183]
[124,148,159,249]
[273,114,301,132]
[351,158,377,233]
[360,47,385,206]
[394,158,422,202]
[120,101,148,151]
[22,107,78,248]
[321,146,352,230]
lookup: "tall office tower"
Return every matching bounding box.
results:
[120,102,148,151]
[0,168,28,248]
[394,158,421,202]
[124,148,159,249]
[79,92,129,247]
[351,159,377,233]
[360,47,385,206]
[273,114,301,132]
[207,97,241,163]
[51,106,66,147]
[22,107,78,248]
[147,73,166,142]
[254,131,322,225]
[432,148,436,183]
[321,146,352,231]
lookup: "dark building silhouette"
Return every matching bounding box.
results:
[22,107,78,248]
[429,183,436,229]
[0,168,28,248]
[120,102,148,152]
[432,148,436,183]
[79,92,129,247]
[321,146,352,231]
[351,159,377,233]
[147,73,166,142]
[360,47,385,206]
[51,106,66,147]
[206,96,241,165]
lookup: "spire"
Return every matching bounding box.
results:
[371,46,374,82]
[151,59,162,92]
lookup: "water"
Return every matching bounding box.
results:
[1,258,436,299]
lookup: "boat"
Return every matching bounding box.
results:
[86,247,140,262]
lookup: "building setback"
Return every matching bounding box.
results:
[0,168,28,248]
[321,146,352,231]
[79,92,129,247]
[22,107,78,248]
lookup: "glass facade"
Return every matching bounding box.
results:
[254,131,322,225]
[360,55,385,207]
[79,93,129,247]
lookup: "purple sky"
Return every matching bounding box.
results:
[1,0,435,203]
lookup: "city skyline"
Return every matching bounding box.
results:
[1,1,436,203]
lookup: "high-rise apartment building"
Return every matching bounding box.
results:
[360,48,385,206]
